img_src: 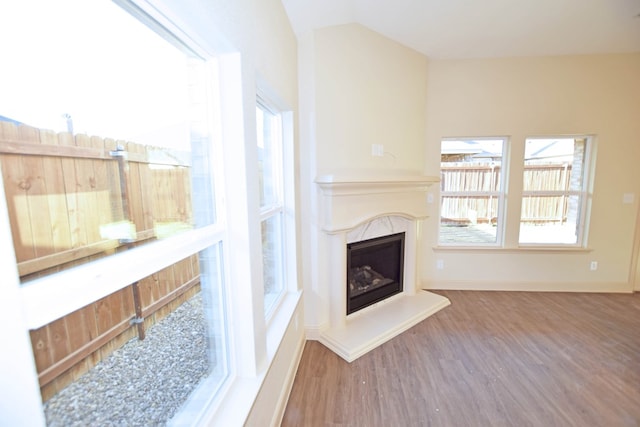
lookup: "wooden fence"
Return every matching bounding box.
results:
[0,122,199,400]
[441,163,573,224]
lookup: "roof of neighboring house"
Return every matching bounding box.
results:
[441,140,482,156]
[526,140,574,161]
[0,115,25,126]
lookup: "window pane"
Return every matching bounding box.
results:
[257,100,285,314]
[0,0,215,283]
[257,105,281,208]
[519,138,587,245]
[43,243,228,425]
[262,213,284,314]
[439,139,505,245]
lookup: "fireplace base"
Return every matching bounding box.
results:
[318,290,450,362]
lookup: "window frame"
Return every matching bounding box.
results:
[256,92,293,320]
[437,135,595,251]
[518,135,594,248]
[1,2,234,424]
[439,136,509,247]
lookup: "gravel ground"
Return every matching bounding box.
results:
[44,294,209,427]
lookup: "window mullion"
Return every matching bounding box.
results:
[260,205,283,221]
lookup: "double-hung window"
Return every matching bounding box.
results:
[439,135,593,248]
[439,138,507,245]
[0,1,230,424]
[519,136,592,246]
[257,99,286,316]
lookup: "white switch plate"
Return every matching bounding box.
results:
[623,193,634,204]
[371,144,384,157]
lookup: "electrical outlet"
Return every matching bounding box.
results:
[371,144,384,157]
[436,259,444,270]
[590,261,598,271]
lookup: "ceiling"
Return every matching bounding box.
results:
[281,0,640,59]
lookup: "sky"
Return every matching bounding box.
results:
[0,0,191,148]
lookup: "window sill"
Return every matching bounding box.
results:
[433,245,593,254]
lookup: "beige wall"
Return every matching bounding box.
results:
[314,24,428,174]
[298,23,429,332]
[423,54,640,291]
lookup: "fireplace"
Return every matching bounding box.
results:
[347,232,404,315]
[313,173,450,362]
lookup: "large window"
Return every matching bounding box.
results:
[257,100,286,315]
[439,138,507,245]
[0,1,229,424]
[519,137,592,245]
[439,135,593,248]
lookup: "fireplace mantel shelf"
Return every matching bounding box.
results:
[315,174,439,196]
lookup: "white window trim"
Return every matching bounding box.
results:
[439,136,509,247]
[437,134,595,251]
[518,135,594,248]
[199,80,301,426]
[20,224,226,330]
[257,87,298,322]
[0,172,47,426]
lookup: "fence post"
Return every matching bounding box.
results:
[110,145,146,341]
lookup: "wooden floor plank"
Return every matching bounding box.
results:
[282,290,640,427]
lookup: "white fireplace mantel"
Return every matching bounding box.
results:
[315,174,440,233]
[315,174,440,196]
[313,173,450,362]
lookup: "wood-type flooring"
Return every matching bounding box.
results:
[281,290,640,427]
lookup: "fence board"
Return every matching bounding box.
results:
[29,327,52,375]
[1,123,34,261]
[39,130,71,260]
[137,143,155,232]
[57,132,86,253]
[159,265,173,300]
[75,134,102,245]
[91,136,115,239]
[48,317,71,368]
[64,309,93,357]
[1,152,33,261]
[20,127,56,261]
[138,273,156,307]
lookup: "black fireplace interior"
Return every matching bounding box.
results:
[346,232,405,315]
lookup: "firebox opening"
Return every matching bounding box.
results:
[346,232,405,315]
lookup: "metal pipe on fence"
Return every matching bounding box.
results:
[110,145,145,340]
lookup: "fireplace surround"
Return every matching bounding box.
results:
[314,173,450,362]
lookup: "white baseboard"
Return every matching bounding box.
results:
[423,280,634,293]
[271,335,306,427]
[304,323,326,341]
